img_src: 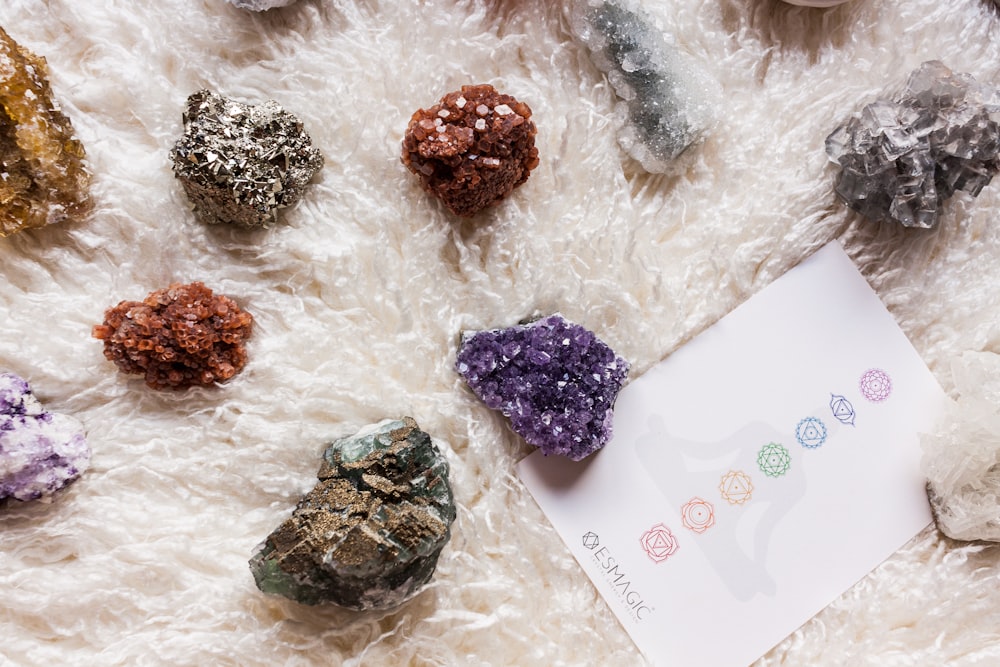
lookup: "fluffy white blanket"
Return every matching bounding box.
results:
[3,0,1000,665]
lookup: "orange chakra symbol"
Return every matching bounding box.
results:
[680,497,716,533]
[719,470,753,505]
[639,523,680,563]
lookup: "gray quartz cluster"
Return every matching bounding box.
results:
[226,0,299,11]
[171,89,323,228]
[825,61,1000,228]
[568,0,720,173]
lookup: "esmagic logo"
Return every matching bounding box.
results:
[581,532,653,622]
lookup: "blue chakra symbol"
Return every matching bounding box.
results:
[796,417,828,449]
[829,394,856,426]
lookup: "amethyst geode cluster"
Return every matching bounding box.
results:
[1,373,90,502]
[456,315,629,460]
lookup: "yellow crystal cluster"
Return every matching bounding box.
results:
[0,26,89,237]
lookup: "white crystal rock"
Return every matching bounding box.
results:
[226,0,299,10]
[568,0,721,174]
[923,351,1000,542]
[781,1,853,6]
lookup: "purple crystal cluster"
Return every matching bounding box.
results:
[825,60,1000,228]
[455,314,629,460]
[1,373,90,502]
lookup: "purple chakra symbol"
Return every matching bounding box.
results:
[830,393,856,426]
[455,314,630,461]
[859,369,892,403]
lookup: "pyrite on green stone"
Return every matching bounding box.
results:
[249,417,456,610]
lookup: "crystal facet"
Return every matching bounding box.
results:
[923,352,1000,542]
[402,84,539,217]
[92,282,253,390]
[227,0,299,10]
[568,0,720,173]
[825,61,1000,228]
[0,26,90,237]
[170,90,323,228]
[1,373,90,502]
[456,314,630,460]
[250,418,456,609]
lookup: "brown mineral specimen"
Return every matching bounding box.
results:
[401,84,539,217]
[0,26,89,237]
[92,282,253,390]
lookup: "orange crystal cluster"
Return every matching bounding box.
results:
[93,282,254,390]
[0,26,90,237]
[402,84,538,217]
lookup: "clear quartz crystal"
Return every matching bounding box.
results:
[825,61,1000,228]
[226,0,299,10]
[924,352,1000,542]
[568,0,720,173]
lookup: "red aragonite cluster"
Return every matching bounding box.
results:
[401,84,539,217]
[93,282,253,390]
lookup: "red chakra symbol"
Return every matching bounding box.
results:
[680,497,716,533]
[639,523,679,563]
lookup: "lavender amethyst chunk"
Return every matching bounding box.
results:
[456,314,630,460]
[0,373,90,502]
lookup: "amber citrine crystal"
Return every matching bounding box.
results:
[0,26,90,237]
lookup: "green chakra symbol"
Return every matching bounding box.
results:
[757,442,791,477]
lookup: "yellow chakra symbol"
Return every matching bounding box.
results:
[719,470,753,505]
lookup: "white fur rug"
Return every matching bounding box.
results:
[3,0,1000,665]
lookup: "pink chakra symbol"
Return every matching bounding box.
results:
[639,523,679,563]
[680,497,716,534]
[859,368,892,403]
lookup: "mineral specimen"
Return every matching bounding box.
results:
[455,314,629,460]
[780,0,852,6]
[401,84,539,217]
[568,0,720,173]
[825,61,1000,228]
[227,0,299,9]
[0,26,90,237]
[923,351,1000,542]
[170,89,323,228]
[1,373,90,502]
[250,418,456,609]
[92,281,253,390]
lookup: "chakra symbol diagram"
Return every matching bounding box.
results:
[639,523,679,563]
[796,417,828,449]
[859,368,892,403]
[719,470,753,505]
[582,532,599,550]
[757,442,791,477]
[680,497,716,533]
[830,394,856,426]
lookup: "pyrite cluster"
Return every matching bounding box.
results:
[171,89,323,228]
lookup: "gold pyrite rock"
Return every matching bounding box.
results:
[0,26,90,237]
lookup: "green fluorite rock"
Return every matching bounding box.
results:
[250,418,456,609]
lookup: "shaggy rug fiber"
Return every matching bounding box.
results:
[3,0,1000,665]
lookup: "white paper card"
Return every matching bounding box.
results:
[517,242,946,667]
